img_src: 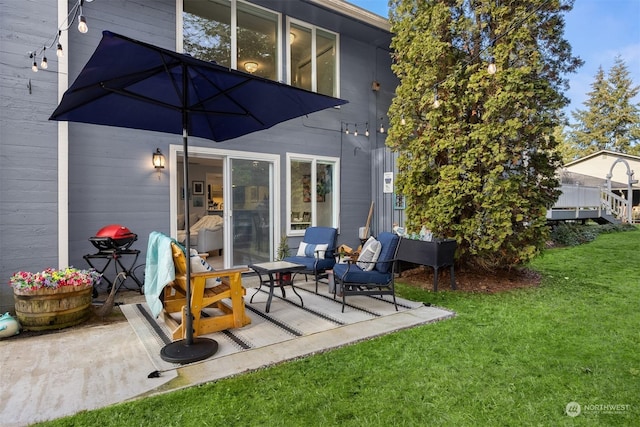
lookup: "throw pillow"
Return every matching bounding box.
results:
[189,249,221,288]
[296,242,328,259]
[357,237,382,271]
[297,241,311,257]
[313,244,328,259]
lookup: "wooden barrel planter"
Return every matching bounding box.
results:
[13,284,93,331]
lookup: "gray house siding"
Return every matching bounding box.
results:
[0,0,397,314]
[65,0,178,272]
[1,0,61,312]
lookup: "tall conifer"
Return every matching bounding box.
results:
[387,0,582,268]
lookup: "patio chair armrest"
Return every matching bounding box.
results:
[191,267,250,280]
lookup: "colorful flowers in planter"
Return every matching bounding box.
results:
[9,267,101,291]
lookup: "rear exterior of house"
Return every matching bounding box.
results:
[0,0,402,313]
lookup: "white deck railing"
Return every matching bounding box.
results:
[549,185,635,223]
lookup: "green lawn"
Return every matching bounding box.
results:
[38,228,640,426]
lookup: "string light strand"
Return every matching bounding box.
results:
[28,0,93,72]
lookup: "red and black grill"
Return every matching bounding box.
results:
[85,224,143,295]
[89,224,138,252]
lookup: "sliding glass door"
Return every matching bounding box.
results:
[229,158,273,265]
[171,146,278,268]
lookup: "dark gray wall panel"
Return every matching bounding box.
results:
[0,0,60,312]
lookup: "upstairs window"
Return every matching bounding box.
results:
[288,20,339,97]
[183,0,280,81]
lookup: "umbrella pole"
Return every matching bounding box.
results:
[160,101,218,363]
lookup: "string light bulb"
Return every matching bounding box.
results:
[40,48,48,69]
[433,87,440,108]
[78,15,88,33]
[379,117,385,134]
[365,123,370,137]
[487,60,497,75]
[400,115,406,126]
[354,124,358,137]
[56,43,63,57]
[30,53,38,72]
[345,124,349,135]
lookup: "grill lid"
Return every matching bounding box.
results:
[89,224,138,252]
[95,224,135,240]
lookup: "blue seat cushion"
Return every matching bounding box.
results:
[333,263,391,285]
[284,255,335,272]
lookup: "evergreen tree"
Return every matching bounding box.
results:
[570,67,612,153]
[608,57,640,154]
[569,57,640,155]
[555,125,581,163]
[387,0,582,269]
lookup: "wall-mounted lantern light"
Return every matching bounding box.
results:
[152,148,165,169]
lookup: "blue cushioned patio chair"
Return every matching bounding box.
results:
[333,232,400,312]
[284,226,337,292]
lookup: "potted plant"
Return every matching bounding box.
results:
[276,233,290,261]
[9,267,101,331]
[276,233,291,283]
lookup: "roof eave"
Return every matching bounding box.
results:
[564,150,640,167]
[309,0,391,32]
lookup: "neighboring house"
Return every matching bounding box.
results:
[0,0,402,313]
[549,150,640,223]
[563,150,640,200]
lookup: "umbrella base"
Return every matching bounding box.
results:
[160,337,218,364]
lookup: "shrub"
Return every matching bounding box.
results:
[550,222,637,246]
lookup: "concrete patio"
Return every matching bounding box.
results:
[1,280,454,426]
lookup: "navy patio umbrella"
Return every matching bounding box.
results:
[51,30,347,364]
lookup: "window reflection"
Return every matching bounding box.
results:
[184,0,231,67]
[237,2,278,80]
[184,0,278,81]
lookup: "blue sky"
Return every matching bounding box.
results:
[348,0,640,117]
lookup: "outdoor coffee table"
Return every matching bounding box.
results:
[248,261,306,313]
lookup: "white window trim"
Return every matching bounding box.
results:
[286,153,340,236]
[286,17,340,97]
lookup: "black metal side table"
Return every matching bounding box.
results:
[248,261,306,313]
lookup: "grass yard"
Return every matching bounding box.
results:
[37,228,639,426]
